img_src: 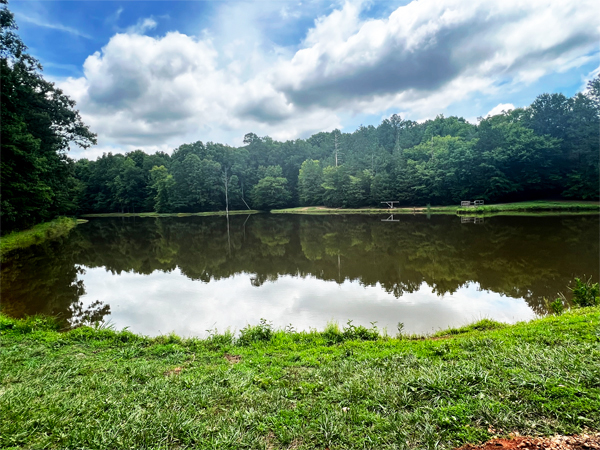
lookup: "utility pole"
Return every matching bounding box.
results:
[334,132,339,167]
[222,167,229,215]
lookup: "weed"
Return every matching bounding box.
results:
[570,277,600,307]
[549,298,565,315]
[342,320,380,341]
[397,322,406,338]
[205,327,234,350]
[237,318,273,345]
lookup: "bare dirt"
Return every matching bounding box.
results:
[457,433,600,450]
[224,353,242,363]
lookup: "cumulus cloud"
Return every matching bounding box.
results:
[59,0,600,155]
[274,0,598,112]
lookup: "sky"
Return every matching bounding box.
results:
[9,0,600,159]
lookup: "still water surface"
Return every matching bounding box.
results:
[2,214,598,336]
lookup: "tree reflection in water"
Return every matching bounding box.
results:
[1,214,598,327]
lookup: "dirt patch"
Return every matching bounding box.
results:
[224,353,242,363]
[264,431,301,450]
[164,367,182,376]
[457,433,600,450]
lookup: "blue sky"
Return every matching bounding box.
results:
[9,0,600,159]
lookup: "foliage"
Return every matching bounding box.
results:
[569,277,600,307]
[0,1,96,232]
[298,159,324,206]
[250,175,292,210]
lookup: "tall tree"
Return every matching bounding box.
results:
[0,0,96,231]
[298,159,324,206]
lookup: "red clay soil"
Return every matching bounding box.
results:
[457,433,600,450]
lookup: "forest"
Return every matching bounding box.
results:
[1,0,599,233]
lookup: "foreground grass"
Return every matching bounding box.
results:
[80,210,259,218]
[0,217,79,260]
[273,200,600,216]
[1,308,599,449]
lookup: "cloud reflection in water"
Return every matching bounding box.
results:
[79,268,535,337]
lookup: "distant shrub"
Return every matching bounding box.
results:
[238,319,273,345]
[570,277,599,307]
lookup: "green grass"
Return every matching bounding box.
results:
[273,201,599,216]
[1,308,599,449]
[457,200,600,215]
[0,217,78,261]
[80,210,259,218]
[272,206,456,215]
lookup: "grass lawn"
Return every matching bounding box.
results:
[273,200,600,216]
[0,217,79,261]
[456,201,600,215]
[1,308,599,449]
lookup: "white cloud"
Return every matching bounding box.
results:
[59,0,600,157]
[485,103,515,118]
[126,17,158,35]
[581,64,600,92]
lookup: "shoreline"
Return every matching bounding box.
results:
[272,200,600,216]
[1,307,598,448]
[0,217,80,261]
[80,210,260,218]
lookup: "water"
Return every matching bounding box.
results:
[2,213,597,336]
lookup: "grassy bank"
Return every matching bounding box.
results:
[1,308,599,449]
[0,217,79,260]
[456,200,600,215]
[80,210,259,218]
[273,200,600,216]
[272,205,455,214]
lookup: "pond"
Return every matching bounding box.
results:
[2,213,598,336]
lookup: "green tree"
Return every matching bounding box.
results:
[149,165,174,213]
[0,0,96,231]
[322,166,351,207]
[250,176,291,210]
[298,159,324,206]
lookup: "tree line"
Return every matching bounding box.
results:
[1,0,599,233]
[70,78,600,216]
